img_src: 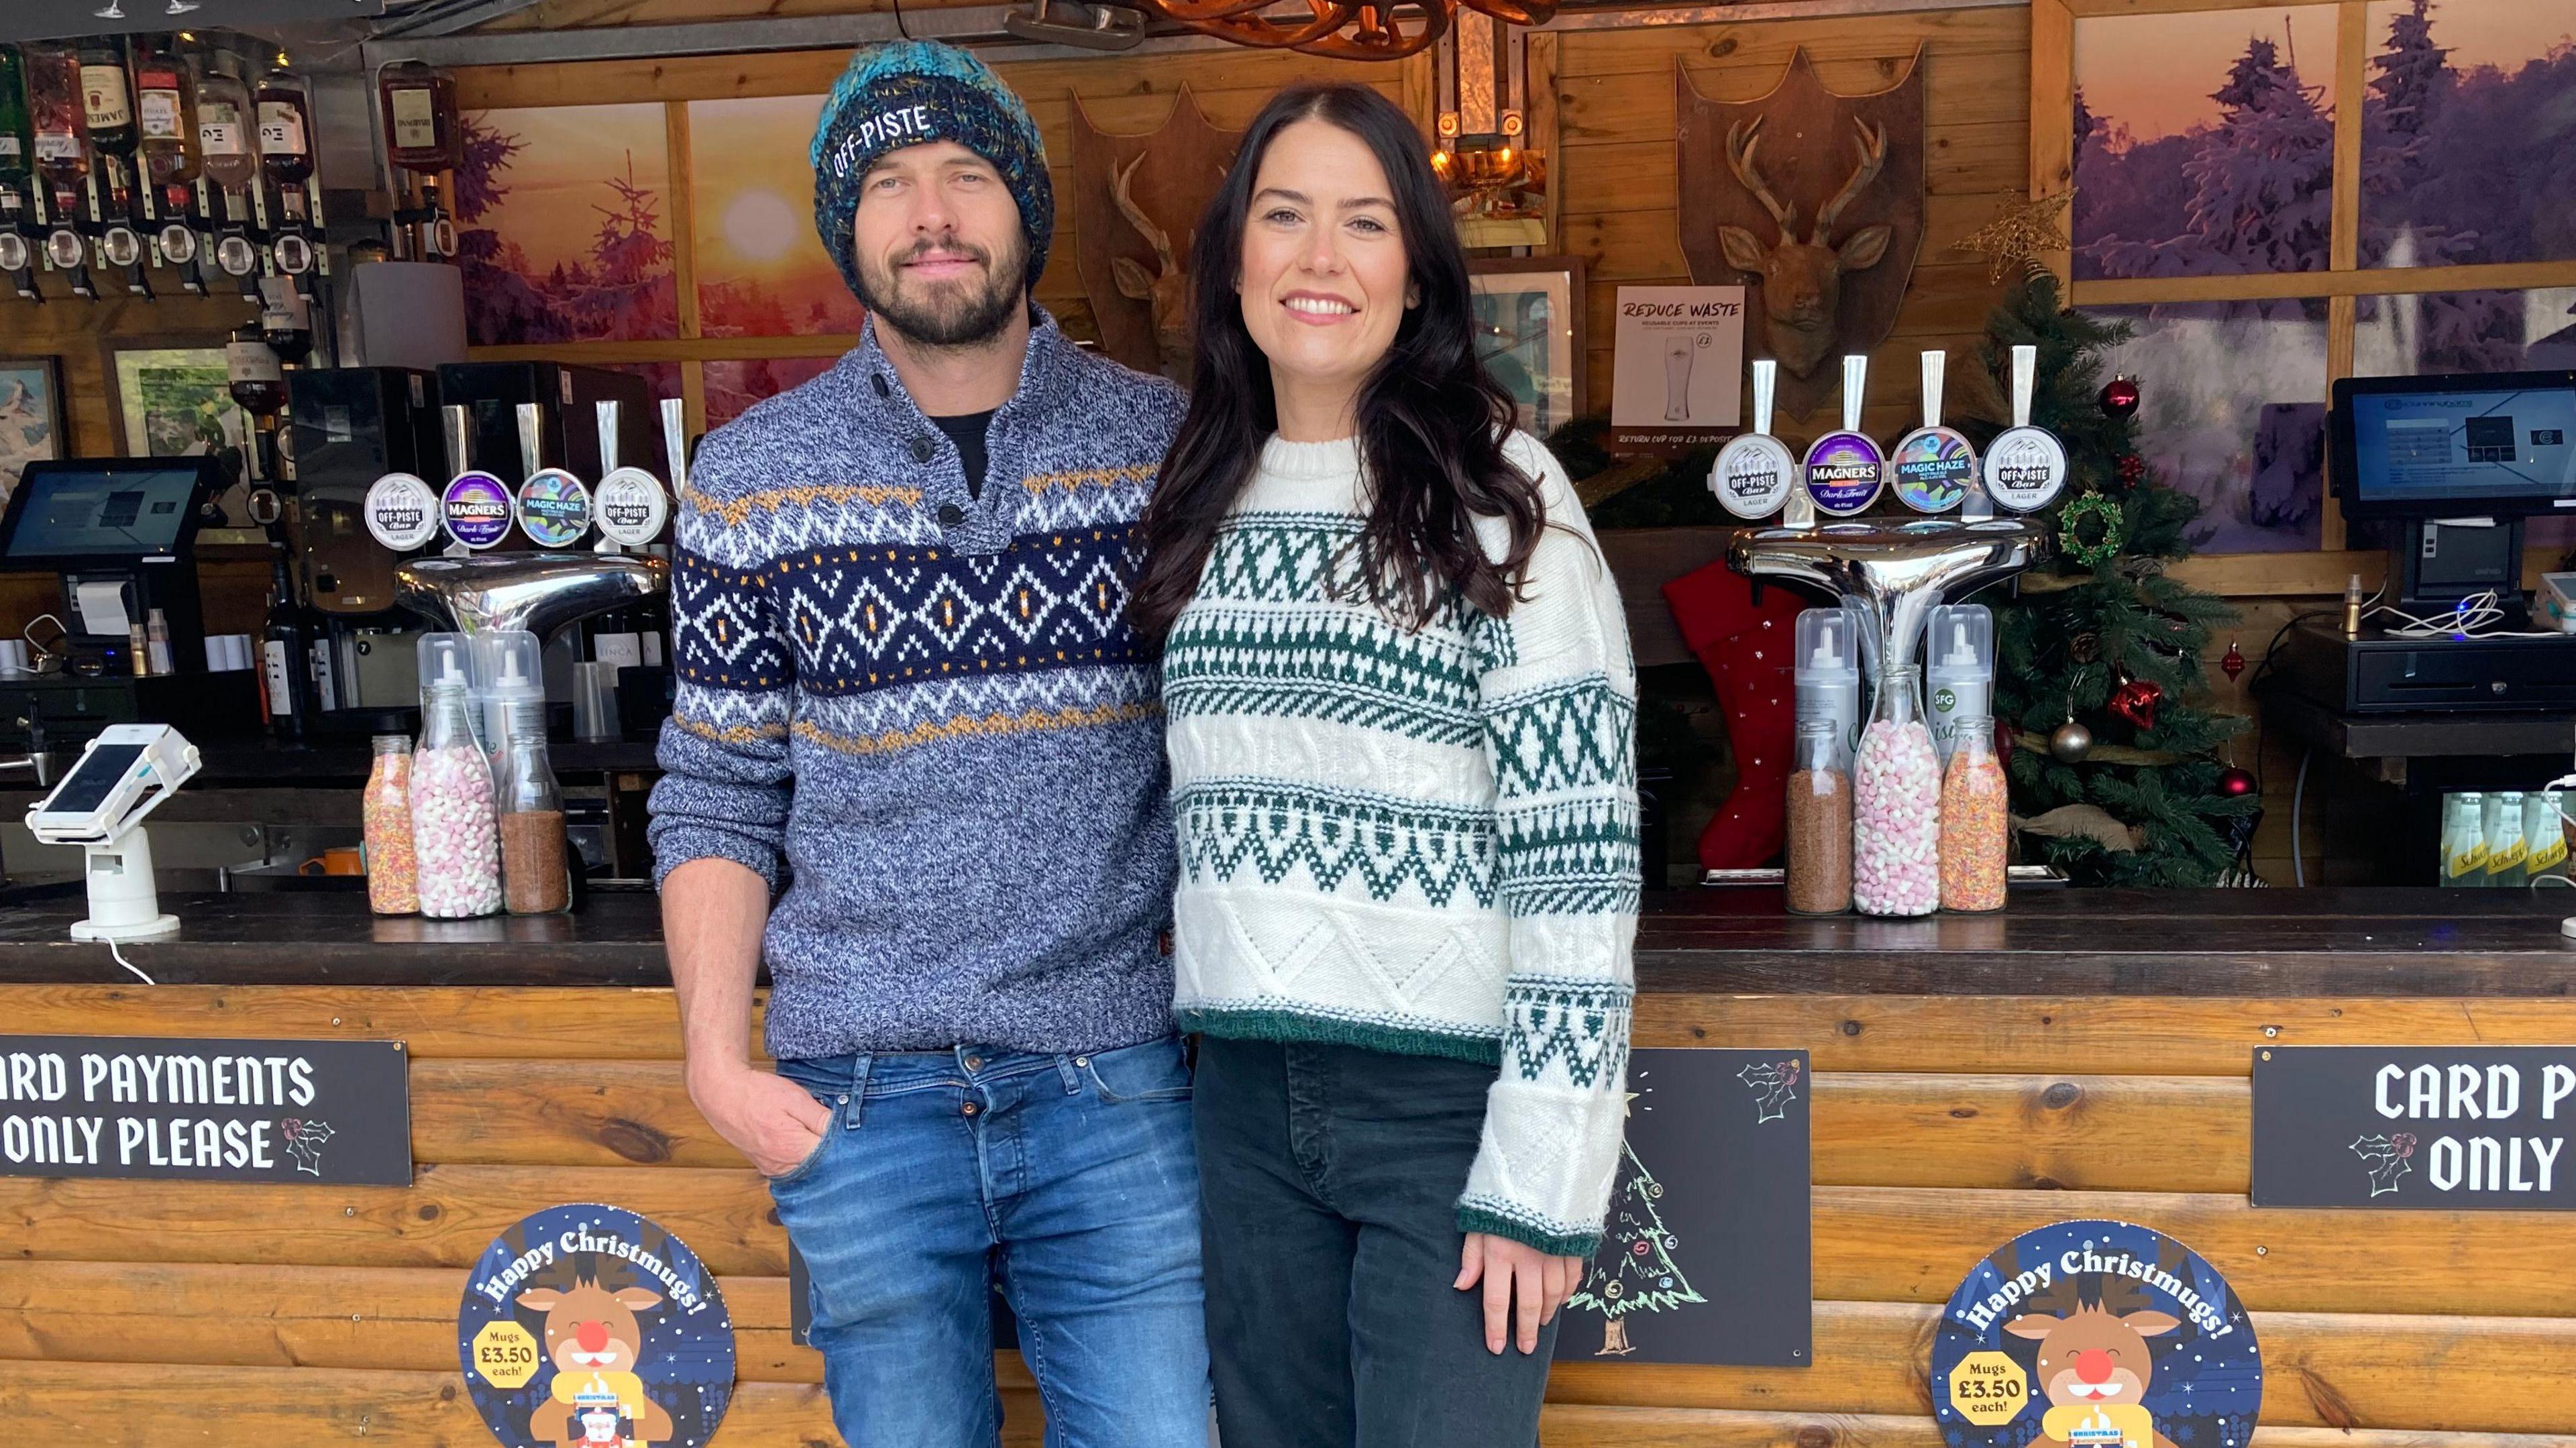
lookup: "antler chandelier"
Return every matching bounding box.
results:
[1130,0,1552,60]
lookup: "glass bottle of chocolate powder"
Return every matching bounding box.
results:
[1786,719,1852,915]
[496,699,570,914]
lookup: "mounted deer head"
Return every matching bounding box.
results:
[1110,152,1191,381]
[1717,114,1893,380]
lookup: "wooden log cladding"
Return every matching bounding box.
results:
[0,1361,1049,1447]
[405,1061,2253,1194]
[13,1166,2576,1318]
[9,1360,2576,1448]
[21,986,2576,1074]
[16,1262,2576,1436]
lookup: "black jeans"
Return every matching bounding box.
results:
[1193,1036,1557,1448]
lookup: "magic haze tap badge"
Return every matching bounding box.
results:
[516,469,594,549]
[1801,431,1886,516]
[1891,425,1977,513]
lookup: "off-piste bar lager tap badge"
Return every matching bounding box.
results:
[1803,354,1885,516]
[1892,349,1978,514]
[1982,343,2070,513]
[1709,357,1801,523]
[592,398,676,551]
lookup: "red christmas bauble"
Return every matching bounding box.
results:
[2100,375,2141,419]
[2220,639,2245,681]
[2218,766,2257,797]
[2107,678,2163,731]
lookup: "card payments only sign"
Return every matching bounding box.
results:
[0,1034,411,1186]
[2253,1046,2576,1209]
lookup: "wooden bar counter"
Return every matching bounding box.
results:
[5,888,2576,1445]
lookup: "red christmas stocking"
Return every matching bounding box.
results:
[1661,560,1811,870]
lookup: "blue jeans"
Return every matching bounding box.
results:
[770,1037,1210,1448]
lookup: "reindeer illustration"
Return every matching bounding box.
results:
[518,1258,676,1448]
[2351,1132,2418,1196]
[1737,1059,1801,1123]
[1109,152,1192,381]
[1715,114,1893,380]
[1995,1239,2190,1448]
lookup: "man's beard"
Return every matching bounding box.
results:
[856,234,1027,349]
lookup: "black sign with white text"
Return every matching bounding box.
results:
[2254,1046,2576,1209]
[0,1035,411,1185]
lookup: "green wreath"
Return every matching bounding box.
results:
[2057,490,2125,568]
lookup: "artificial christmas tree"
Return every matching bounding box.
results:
[1566,1132,1707,1355]
[1967,275,2259,886]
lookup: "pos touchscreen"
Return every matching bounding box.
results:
[2330,370,2576,520]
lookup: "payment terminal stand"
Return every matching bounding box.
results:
[23,724,202,942]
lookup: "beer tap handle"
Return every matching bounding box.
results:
[517,402,544,482]
[1769,359,1816,533]
[1841,354,1868,435]
[661,398,688,498]
[2010,344,2037,429]
[597,400,621,475]
[1921,350,1945,431]
[441,404,473,479]
[594,400,627,554]
[441,404,475,557]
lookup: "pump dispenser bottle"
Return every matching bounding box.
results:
[1794,608,1862,759]
[1925,604,1994,769]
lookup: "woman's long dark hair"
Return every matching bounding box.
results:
[1128,83,1544,638]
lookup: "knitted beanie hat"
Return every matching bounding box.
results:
[810,40,1054,302]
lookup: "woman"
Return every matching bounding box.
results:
[1130,82,1638,1445]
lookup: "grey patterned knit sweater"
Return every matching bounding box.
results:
[647,313,1184,1060]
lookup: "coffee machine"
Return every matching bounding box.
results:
[288,367,443,616]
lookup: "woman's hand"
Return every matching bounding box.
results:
[1455,1231,1587,1355]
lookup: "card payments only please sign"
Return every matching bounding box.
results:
[0,1035,411,1186]
[2253,1047,2576,1209]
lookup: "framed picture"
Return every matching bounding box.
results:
[1470,257,1587,441]
[106,343,251,461]
[0,355,66,505]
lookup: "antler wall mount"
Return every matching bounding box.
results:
[1126,0,1552,60]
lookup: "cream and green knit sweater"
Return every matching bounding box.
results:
[1164,431,1638,1256]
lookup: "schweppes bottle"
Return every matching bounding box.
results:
[2443,792,2488,887]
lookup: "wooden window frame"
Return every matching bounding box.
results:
[2030,0,2576,597]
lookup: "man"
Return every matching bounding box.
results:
[645,40,1203,1447]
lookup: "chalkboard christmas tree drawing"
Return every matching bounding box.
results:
[1566,1125,1706,1355]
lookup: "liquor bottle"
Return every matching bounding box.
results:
[378,60,460,174]
[253,56,313,192]
[76,36,135,166]
[262,548,313,742]
[132,35,197,190]
[260,286,313,364]
[24,43,88,196]
[191,47,255,192]
[0,45,33,194]
[227,324,286,482]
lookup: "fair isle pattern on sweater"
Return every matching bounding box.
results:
[648,313,1186,1062]
[1165,431,1639,1258]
